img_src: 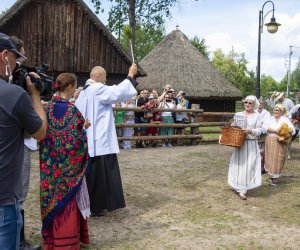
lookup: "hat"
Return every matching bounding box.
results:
[274,92,284,101]
[148,95,155,99]
[0,32,27,59]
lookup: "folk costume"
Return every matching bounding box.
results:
[263,114,295,181]
[39,96,90,249]
[228,96,263,198]
[75,76,138,215]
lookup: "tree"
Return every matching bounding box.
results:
[260,74,278,97]
[90,0,198,53]
[277,74,288,93]
[275,58,300,100]
[189,36,210,58]
[211,48,255,96]
[120,23,165,62]
[291,58,300,90]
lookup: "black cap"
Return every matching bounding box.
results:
[0,32,27,59]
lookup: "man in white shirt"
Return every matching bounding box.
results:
[266,91,294,115]
[75,64,137,216]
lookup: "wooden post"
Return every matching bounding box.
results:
[189,104,200,145]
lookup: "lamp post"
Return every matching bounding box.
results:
[256,1,281,98]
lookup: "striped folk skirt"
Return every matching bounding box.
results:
[228,140,262,192]
[265,136,287,178]
[43,197,89,249]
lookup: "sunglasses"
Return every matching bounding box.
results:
[244,101,253,105]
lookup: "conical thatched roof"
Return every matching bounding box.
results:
[137,29,241,99]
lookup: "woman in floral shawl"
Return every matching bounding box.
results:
[39,73,90,249]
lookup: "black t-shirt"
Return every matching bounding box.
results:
[0,78,43,206]
[134,97,147,118]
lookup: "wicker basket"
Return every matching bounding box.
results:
[220,127,246,148]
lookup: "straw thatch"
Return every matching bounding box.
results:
[137,29,241,100]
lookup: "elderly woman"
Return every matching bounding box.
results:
[263,104,295,186]
[228,95,263,200]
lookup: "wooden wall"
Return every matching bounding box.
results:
[0,0,132,83]
[189,99,236,113]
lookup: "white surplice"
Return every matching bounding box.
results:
[75,79,137,157]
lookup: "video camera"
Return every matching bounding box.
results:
[12,63,54,101]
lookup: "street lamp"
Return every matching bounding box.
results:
[256,1,281,98]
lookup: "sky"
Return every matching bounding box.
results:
[1,0,300,83]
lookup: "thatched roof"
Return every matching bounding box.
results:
[0,0,146,76]
[137,29,241,99]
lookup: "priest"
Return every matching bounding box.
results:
[75,64,138,216]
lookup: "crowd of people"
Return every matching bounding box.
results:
[113,85,190,149]
[228,93,299,200]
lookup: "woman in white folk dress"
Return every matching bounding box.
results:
[228,95,263,200]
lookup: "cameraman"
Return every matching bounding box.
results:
[11,36,42,250]
[0,32,47,249]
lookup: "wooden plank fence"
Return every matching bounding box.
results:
[113,107,234,145]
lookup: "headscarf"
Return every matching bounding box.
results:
[274,103,287,115]
[243,95,260,110]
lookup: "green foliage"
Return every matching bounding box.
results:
[277,74,288,92]
[91,0,184,33]
[90,0,199,51]
[291,58,300,90]
[211,48,255,97]
[260,74,278,98]
[271,58,300,98]
[0,9,8,17]
[189,36,210,59]
[120,23,165,62]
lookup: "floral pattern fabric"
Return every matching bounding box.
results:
[39,96,88,231]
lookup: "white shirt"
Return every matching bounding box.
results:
[266,98,294,115]
[161,101,175,117]
[263,116,296,136]
[75,78,137,157]
[289,104,300,118]
[24,138,38,150]
[257,108,271,134]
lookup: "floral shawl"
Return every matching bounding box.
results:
[39,95,88,231]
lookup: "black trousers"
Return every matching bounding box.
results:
[86,154,125,213]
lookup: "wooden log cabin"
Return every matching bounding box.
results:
[0,0,146,86]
